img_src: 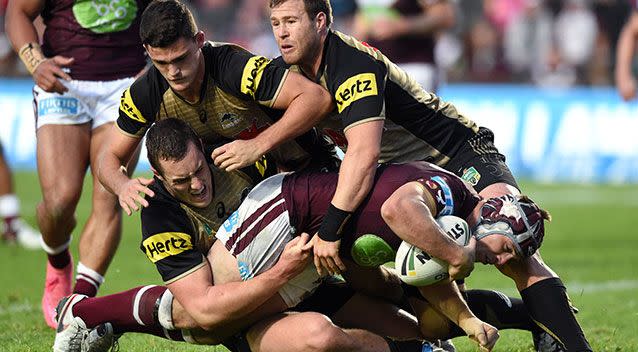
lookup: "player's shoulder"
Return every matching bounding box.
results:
[327,30,386,70]
[126,65,170,104]
[141,180,191,236]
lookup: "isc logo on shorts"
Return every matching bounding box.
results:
[335,73,378,113]
[38,97,79,116]
[142,232,192,263]
[241,56,270,98]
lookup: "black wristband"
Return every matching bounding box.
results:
[318,204,352,242]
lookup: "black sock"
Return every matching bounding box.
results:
[464,289,538,331]
[384,338,424,352]
[521,278,592,352]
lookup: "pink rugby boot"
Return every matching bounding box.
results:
[42,257,74,329]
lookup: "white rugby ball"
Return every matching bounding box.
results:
[395,215,470,286]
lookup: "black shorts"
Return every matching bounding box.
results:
[292,277,355,317]
[445,127,519,193]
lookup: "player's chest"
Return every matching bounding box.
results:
[158,86,274,144]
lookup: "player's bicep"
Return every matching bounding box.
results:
[6,0,44,22]
[343,119,383,154]
[271,71,332,110]
[107,126,142,165]
[166,261,213,315]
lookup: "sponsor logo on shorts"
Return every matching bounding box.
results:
[222,211,239,233]
[335,73,378,113]
[38,97,78,116]
[431,176,454,215]
[142,232,192,263]
[241,56,270,98]
[461,166,481,186]
[120,89,145,123]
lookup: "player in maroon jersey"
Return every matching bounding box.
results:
[5,0,149,328]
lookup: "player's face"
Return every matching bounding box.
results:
[270,0,323,66]
[158,142,213,208]
[475,235,518,266]
[145,34,205,97]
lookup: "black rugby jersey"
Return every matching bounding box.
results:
[117,41,309,167]
[273,30,491,166]
[140,160,274,284]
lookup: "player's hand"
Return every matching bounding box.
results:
[304,234,346,276]
[275,232,312,280]
[617,75,637,101]
[448,236,476,280]
[117,177,155,216]
[459,317,499,351]
[33,56,74,94]
[212,140,264,172]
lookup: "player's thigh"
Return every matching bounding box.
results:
[246,312,338,352]
[36,123,91,207]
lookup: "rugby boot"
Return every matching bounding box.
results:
[533,331,566,352]
[43,257,74,328]
[81,323,119,352]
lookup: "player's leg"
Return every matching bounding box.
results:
[477,175,591,350]
[36,122,91,328]
[0,145,41,248]
[246,311,392,352]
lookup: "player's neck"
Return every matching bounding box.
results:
[182,55,206,104]
[300,34,327,81]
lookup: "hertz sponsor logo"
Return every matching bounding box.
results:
[335,73,378,113]
[241,56,270,98]
[120,89,146,123]
[142,232,192,263]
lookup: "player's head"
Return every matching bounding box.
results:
[140,0,205,95]
[146,118,213,208]
[269,0,332,66]
[473,194,551,265]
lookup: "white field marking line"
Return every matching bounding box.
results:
[2,280,638,317]
[528,189,638,206]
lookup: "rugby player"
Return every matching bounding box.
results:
[615,1,638,101]
[211,1,592,350]
[5,0,149,328]
[54,119,466,352]
[95,0,335,218]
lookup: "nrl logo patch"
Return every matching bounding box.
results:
[461,167,481,186]
[220,112,240,129]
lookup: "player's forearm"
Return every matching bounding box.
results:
[195,269,288,329]
[255,87,332,155]
[97,149,133,195]
[418,281,475,327]
[330,146,379,212]
[5,2,41,51]
[615,14,638,80]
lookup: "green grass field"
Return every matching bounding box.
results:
[1,171,636,351]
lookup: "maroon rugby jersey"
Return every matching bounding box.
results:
[40,0,148,81]
[282,161,480,257]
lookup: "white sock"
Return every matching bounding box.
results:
[0,194,19,218]
[40,236,71,255]
[158,289,175,330]
[76,262,105,290]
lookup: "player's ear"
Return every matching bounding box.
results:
[316,12,326,31]
[194,31,205,48]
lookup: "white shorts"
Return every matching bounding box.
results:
[33,77,135,130]
[216,174,321,308]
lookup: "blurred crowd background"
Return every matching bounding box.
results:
[1,0,635,88]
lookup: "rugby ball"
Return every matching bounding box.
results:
[395,215,471,286]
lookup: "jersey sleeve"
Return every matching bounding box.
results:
[116,68,167,138]
[207,44,289,108]
[328,50,387,131]
[140,193,205,284]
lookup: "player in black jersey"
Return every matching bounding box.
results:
[96,0,335,217]
[211,1,592,351]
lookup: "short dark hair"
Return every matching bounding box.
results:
[146,118,202,176]
[270,0,333,27]
[140,0,198,47]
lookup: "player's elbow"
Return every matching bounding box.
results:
[192,311,226,331]
[380,196,405,226]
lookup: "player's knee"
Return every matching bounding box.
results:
[299,313,347,352]
[41,187,81,219]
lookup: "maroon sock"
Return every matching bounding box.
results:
[48,249,71,269]
[72,285,168,335]
[73,278,98,297]
[2,216,18,242]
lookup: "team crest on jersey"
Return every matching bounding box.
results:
[142,232,192,263]
[241,56,270,98]
[461,167,481,186]
[335,73,378,113]
[220,112,241,129]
